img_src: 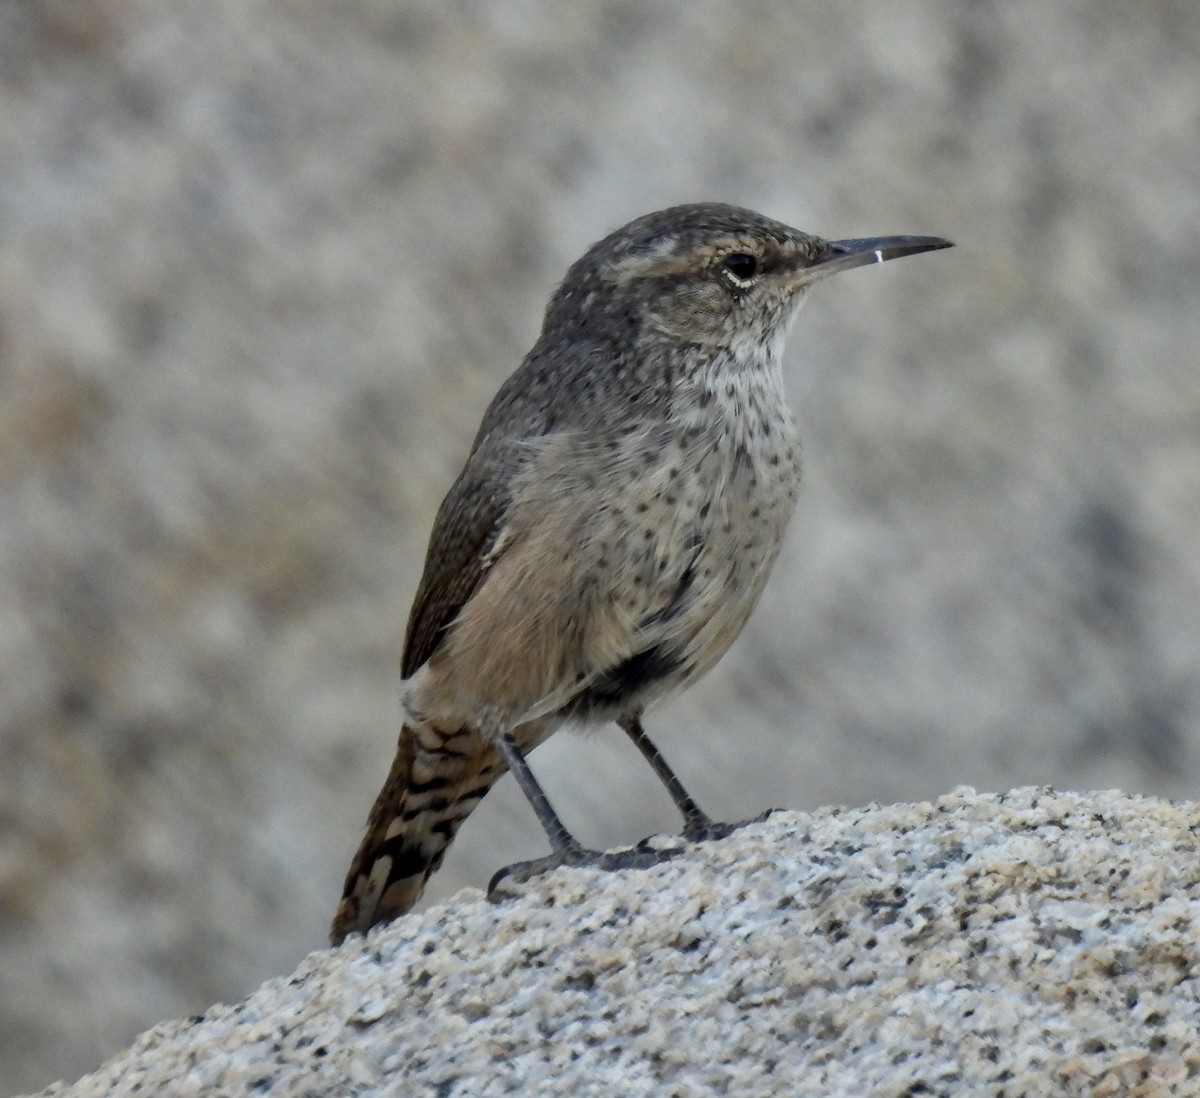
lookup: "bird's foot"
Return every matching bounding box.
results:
[680,816,739,842]
[487,842,680,902]
[487,810,785,903]
[680,806,782,843]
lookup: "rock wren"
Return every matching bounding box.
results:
[331,203,951,943]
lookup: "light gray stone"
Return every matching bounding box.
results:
[27,789,1200,1097]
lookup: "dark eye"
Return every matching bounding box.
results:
[721,252,758,282]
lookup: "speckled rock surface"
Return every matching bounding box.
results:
[27,789,1200,1097]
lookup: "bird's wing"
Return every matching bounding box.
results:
[400,442,517,678]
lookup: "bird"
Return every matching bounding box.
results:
[330,202,951,944]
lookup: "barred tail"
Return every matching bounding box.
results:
[330,725,503,944]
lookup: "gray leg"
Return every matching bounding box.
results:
[617,714,735,842]
[493,733,584,857]
[488,734,678,900]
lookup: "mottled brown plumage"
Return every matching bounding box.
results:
[331,203,951,943]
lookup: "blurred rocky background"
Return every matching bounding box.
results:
[2,1,1198,1091]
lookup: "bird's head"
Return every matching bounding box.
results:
[544,203,951,356]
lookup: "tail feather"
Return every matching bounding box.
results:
[331,725,502,944]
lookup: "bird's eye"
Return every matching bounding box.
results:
[721,252,758,283]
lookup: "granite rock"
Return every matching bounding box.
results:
[28,789,1200,1097]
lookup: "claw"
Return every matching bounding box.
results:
[487,844,680,902]
[682,807,780,843]
[682,817,739,842]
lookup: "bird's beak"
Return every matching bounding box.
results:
[807,235,954,281]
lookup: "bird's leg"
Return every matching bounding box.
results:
[487,733,677,900]
[617,713,738,842]
[494,732,586,858]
